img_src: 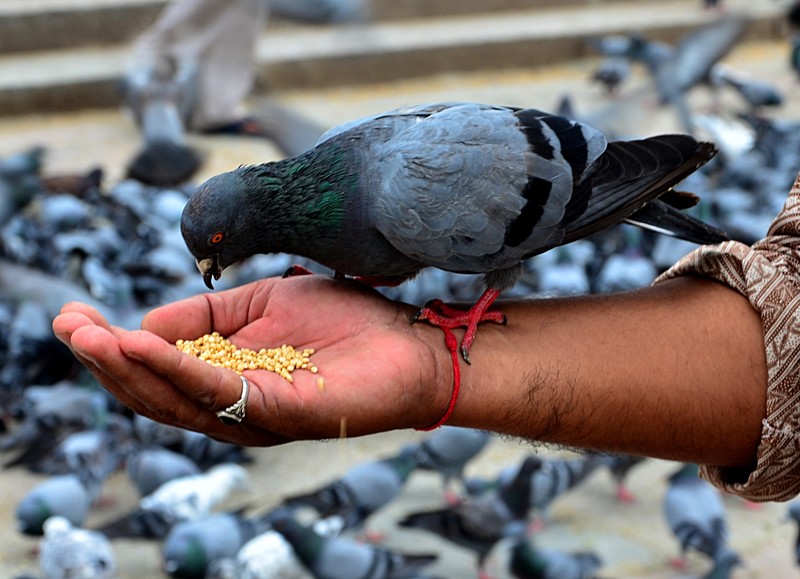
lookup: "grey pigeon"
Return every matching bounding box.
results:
[508,537,602,579]
[95,463,248,540]
[282,446,417,535]
[466,453,605,529]
[123,55,202,187]
[39,516,117,579]
[711,65,784,111]
[413,426,492,499]
[590,57,630,94]
[161,511,273,578]
[600,453,647,503]
[272,512,438,579]
[399,454,540,575]
[787,500,800,565]
[702,546,743,579]
[181,102,726,363]
[125,445,201,497]
[663,463,734,568]
[648,17,746,132]
[16,460,104,535]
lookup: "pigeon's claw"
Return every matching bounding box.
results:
[283,264,315,278]
[412,289,504,364]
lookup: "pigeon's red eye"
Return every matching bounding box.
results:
[210,232,224,244]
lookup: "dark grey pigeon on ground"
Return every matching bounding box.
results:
[399,454,540,576]
[181,101,726,368]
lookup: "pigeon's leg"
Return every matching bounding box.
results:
[282,264,315,277]
[411,288,506,364]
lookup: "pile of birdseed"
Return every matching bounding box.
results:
[175,332,318,383]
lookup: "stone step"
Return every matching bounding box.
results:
[0,0,786,117]
[0,0,664,54]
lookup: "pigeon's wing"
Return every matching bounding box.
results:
[315,102,479,146]
[368,104,607,275]
[660,16,745,96]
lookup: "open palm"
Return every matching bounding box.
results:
[53,275,452,446]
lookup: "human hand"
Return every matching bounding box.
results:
[52,275,454,446]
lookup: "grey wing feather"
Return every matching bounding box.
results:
[368,104,605,274]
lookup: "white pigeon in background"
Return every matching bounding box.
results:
[39,516,117,579]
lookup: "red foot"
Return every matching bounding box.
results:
[669,556,689,570]
[616,484,637,504]
[356,529,387,544]
[410,289,506,364]
[741,499,764,511]
[527,516,546,534]
[443,489,463,507]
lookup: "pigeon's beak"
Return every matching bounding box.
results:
[196,256,222,290]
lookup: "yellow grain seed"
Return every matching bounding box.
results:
[175,333,319,383]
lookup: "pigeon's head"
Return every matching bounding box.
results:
[181,171,252,289]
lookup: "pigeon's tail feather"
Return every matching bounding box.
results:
[625,199,729,244]
[563,135,717,244]
[94,510,170,540]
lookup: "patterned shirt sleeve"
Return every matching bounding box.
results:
[654,172,800,502]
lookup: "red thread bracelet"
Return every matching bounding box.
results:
[416,327,461,431]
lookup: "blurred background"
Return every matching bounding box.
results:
[0,0,799,577]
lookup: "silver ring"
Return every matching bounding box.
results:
[215,375,249,425]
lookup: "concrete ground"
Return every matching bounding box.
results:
[0,37,799,579]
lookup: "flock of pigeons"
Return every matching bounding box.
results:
[2,4,800,579]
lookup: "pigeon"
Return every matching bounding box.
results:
[701,546,743,579]
[787,500,800,566]
[95,463,248,540]
[16,459,105,535]
[123,55,202,187]
[181,101,726,366]
[232,527,311,579]
[711,65,784,111]
[663,463,734,569]
[124,445,201,497]
[412,426,492,501]
[39,516,117,579]
[507,537,602,579]
[399,454,540,575]
[590,58,630,94]
[161,511,274,578]
[599,453,647,503]
[465,453,605,529]
[271,512,438,579]
[282,446,417,536]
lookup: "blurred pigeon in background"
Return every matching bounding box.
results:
[663,463,736,570]
[39,516,117,579]
[507,537,603,579]
[272,511,438,579]
[412,426,492,502]
[95,463,248,540]
[283,446,417,539]
[400,454,540,576]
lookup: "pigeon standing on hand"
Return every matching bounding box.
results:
[180,102,726,406]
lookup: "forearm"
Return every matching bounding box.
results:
[444,276,767,468]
